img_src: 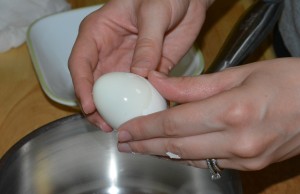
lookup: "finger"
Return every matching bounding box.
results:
[118,79,253,141]
[130,1,171,77]
[157,2,207,74]
[118,132,273,171]
[148,68,251,103]
[68,29,99,114]
[118,100,222,142]
[86,111,113,132]
[118,132,232,160]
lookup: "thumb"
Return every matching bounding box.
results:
[148,70,247,103]
[131,2,171,77]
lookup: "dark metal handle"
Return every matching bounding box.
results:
[205,0,284,74]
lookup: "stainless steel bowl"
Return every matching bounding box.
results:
[0,114,242,194]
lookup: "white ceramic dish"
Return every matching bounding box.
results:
[27,5,205,107]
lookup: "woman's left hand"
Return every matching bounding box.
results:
[117,58,300,171]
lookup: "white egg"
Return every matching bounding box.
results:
[93,72,167,129]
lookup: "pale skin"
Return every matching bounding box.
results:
[68,0,300,171]
[69,0,209,131]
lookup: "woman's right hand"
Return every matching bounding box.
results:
[68,0,213,131]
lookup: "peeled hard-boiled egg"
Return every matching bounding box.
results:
[93,72,167,129]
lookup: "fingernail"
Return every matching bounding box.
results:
[79,103,88,115]
[118,131,132,142]
[100,122,113,132]
[93,121,111,133]
[118,143,132,153]
[95,122,105,131]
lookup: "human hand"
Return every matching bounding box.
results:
[117,58,300,171]
[68,0,212,131]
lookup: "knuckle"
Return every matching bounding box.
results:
[222,101,258,128]
[165,139,185,158]
[79,13,93,29]
[77,19,89,33]
[128,120,147,139]
[232,137,265,159]
[133,38,159,64]
[129,142,147,154]
[240,158,270,171]
[136,37,157,49]
[162,113,179,136]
